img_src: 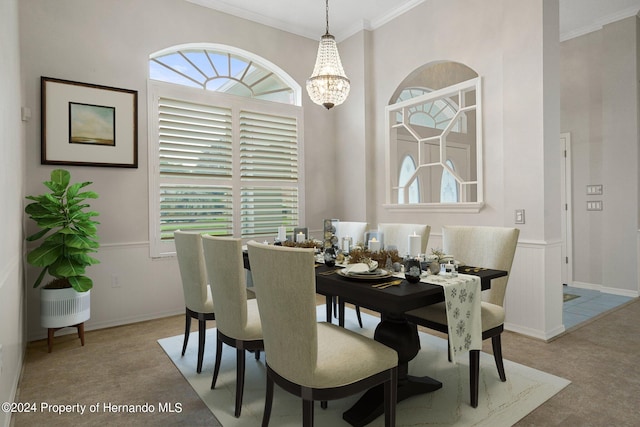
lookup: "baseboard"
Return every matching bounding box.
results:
[570,281,639,298]
[27,309,184,342]
[504,322,566,342]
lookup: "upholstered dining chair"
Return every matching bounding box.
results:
[201,235,263,418]
[331,221,368,327]
[378,223,431,257]
[247,241,399,427]
[174,230,215,374]
[405,226,519,408]
[335,221,369,246]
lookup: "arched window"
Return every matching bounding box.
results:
[149,44,300,105]
[441,160,459,203]
[398,155,420,204]
[148,44,303,257]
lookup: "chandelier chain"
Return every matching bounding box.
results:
[325,0,330,35]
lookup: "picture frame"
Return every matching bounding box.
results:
[41,77,138,168]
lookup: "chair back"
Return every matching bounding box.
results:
[174,231,212,313]
[201,235,249,338]
[442,226,519,306]
[378,223,431,256]
[247,241,318,385]
[336,221,369,246]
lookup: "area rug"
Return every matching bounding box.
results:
[563,293,580,302]
[158,306,569,426]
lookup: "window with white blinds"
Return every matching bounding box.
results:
[148,82,303,257]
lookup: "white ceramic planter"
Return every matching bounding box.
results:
[41,287,91,329]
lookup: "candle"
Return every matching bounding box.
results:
[342,236,352,253]
[408,232,421,257]
[277,226,287,242]
[296,232,305,243]
[368,237,381,252]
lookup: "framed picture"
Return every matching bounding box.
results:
[41,77,138,168]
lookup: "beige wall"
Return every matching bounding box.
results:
[561,16,640,294]
[0,0,26,425]
[19,0,332,340]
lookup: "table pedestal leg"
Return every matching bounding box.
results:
[343,314,442,427]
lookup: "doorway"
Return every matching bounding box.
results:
[560,133,573,286]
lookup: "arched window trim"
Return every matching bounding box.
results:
[149,43,302,106]
[384,77,484,213]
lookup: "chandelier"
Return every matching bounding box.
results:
[306,0,350,109]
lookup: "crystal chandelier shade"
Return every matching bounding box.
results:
[306,1,350,109]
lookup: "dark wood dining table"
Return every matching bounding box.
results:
[243,252,507,427]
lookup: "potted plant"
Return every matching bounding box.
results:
[25,169,99,349]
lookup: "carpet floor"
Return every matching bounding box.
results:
[158,306,569,427]
[13,298,640,426]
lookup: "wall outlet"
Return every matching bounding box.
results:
[515,209,525,224]
[111,274,121,288]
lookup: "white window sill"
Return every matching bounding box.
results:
[383,202,484,213]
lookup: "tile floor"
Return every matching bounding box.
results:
[563,285,634,329]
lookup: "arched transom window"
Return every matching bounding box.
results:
[150,44,300,105]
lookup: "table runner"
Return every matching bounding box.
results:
[419,273,482,362]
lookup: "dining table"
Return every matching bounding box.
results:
[243,251,507,427]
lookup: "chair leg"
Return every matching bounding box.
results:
[302,399,314,427]
[181,310,191,356]
[469,349,480,408]
[384,367,398,427]
[332,295,337,319]
[492,334,507,381]
[261,375,274,427]
[235,348,246,417]
[355,305,363,328]
[197,318,206,373]
[255,349,261,360]
[211,331,224,389]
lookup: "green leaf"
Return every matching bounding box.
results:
[49,258,86,278]
[68,276,93,292]
[33,268,48,288]
[26,228,50,242]
[75,191,98,199]
[65,234,99,249]
[51,169,70,188]
[27,242,64,267]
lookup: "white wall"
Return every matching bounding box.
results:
[335,0,564,338]
[0,0,26,425]
[561,16,640,296]
[19,0,334,340]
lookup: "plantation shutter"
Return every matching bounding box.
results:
[239,110,299,237]
[158,98,234,237]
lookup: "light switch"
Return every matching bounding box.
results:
[587,201,603,211]
[515,209,525,224]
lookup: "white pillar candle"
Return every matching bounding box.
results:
[368,238,381,252]
[277,226,287,242]
[342,236,351,253]
[296,232,305,243]
[408,232,421,257]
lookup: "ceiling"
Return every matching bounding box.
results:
[187,0,640,42]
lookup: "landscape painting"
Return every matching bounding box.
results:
[69,102,115,146]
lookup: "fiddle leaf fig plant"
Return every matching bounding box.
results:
[25,169,100,292]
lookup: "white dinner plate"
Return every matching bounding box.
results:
[337,268,393,281]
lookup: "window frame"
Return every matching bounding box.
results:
[384,77,484,213]
[147,80,305,257]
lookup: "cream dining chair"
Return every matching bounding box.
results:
[335,221,369,247]
[202,235,263,418]
[377,223,431,257]
[174,230,215,374]
[247,241,399,427]
[333,221,368,327]
[405,225,519,408]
